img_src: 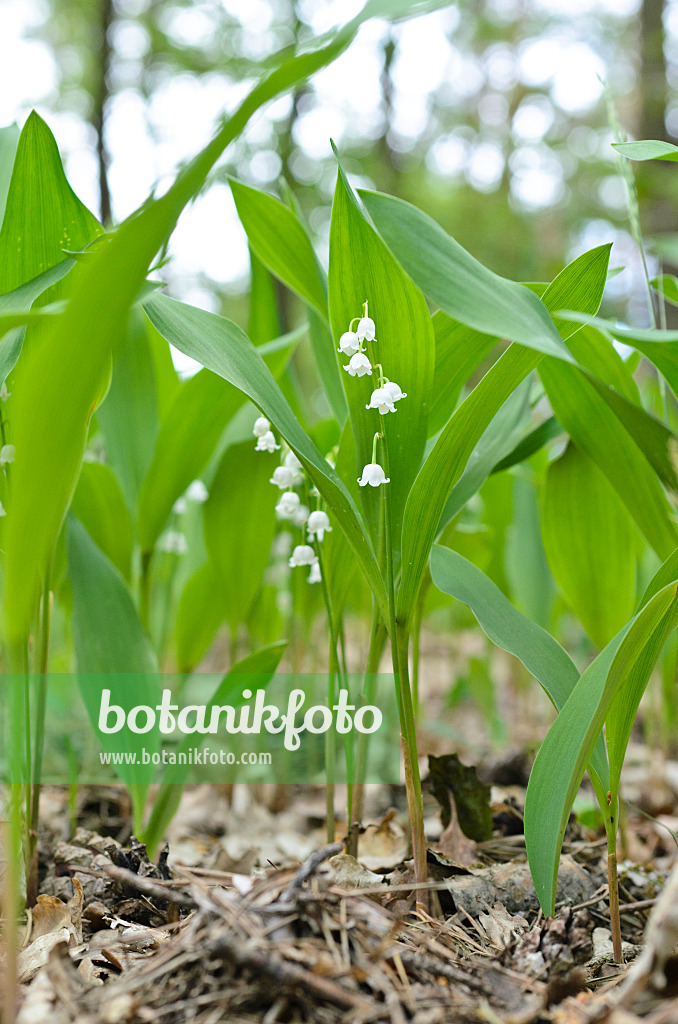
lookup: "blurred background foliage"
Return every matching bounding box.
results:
[7,0,678,332]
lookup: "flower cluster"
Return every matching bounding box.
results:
[253,416,333,585]
[339,303,406,487]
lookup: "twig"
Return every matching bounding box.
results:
[280,841,344,903]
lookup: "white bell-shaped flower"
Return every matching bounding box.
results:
[308,561,322,584]
[293,504,310,527]
[172,497,187,515]
[344,352,372,377]
[270,465,296,490]
[275,491,301,518]
[358,463,390,487]
[338,331,360,356]
[253,416,271,437]
[289,544,318,568]
[186,480,209,502]
[255,431,281,453]
[158,530,188,555]
[366,387,396,415]
[383,381,407,403]
[307,510,332,542]
[0,499,6,517]
[0,444,15,465]
[283,450,304,484]
[357,316,376,342]
[0,382,10,401]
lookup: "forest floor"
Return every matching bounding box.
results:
[10,737,678,1024]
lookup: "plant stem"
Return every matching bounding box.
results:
[29,576,53,854]
[380,435,427,899]
[605,796,623,963]
[347,608,386,857]
[315,541,339,843]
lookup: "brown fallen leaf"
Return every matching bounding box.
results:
[356,809,408,871]
[31,878,83,943]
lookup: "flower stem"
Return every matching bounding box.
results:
[605,795,622,963]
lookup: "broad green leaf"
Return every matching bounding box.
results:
[429,312,497,436]
[542,443,637,647]
[397,245,611,624]
[538,360,678,559]
[175,564,224,673]
[330,163,435,550]
[430,545,609,791]
[437,379,532,533]
[204,441,277,632]
[613,139,678,162]
[505,473,554,628]
[525,578,678,913]
[230,178,327,316]
[651,274,678,309]
[555,311,678,401]
[68,516,157,672]
[97,308,159,515]
[308,308,348,425]
[0,124,19,224]
[491,417,562,475]
[143,292,388,620]
[68,515,158,828]
[137,328,300,553]
[360,189,571,360]
[0,111,102,297]
[141,641,287,853]
[249,248,281,345]
[70,461,134,580]
[146,317,179,418]
[3,9,392,646]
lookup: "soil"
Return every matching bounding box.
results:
[7,741,678,1024]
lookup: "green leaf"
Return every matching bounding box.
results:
[491,417,562,474]
[525,578,678,914]
[68,515,158,829]
[308,308,348,425]
[397,245,611,624]
[330,164,435,550]
[143,292,388,620]
[3,12,386,646]
[428,312,497,436]
[360,189,571,360]
[542,443,637,647]
[137,328,299,553]
[97,308,159,515]
[437,378,533,532]
[0,111,102,298]
[613,139,678,163]
[651,274,678,309]
[430,545,609,791]
[538,359,678,559]
[70,462,134,581]
[0,124,19,224]
[230,177,327,316]
[248,248,282,345]
[141,641,287,853]
[204,441,277,632]
[175,564,224,673]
